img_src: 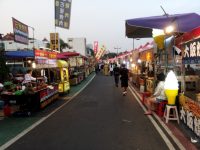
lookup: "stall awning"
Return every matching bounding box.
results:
[126,13,200,38]
[5,50,34,58]
[60,51,80,57]
[57,60,68,68]
[57,54,68,59]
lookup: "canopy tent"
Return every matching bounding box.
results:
[126,13,200,38]
[5,50,34,58]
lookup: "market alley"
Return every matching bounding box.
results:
[6,73,175,150]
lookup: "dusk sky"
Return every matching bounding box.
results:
[1,0,200,52]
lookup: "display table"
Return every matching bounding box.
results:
[69,78,78,85]
[69,72,84,85]
[0,84,59,114]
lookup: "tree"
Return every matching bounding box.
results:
[60,38,69,52]
[102,52,117,60]
[0,43,9,82]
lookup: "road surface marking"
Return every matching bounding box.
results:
[128,86,176,150]
[128,85,185,150]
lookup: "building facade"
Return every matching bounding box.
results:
[65,38,87,56]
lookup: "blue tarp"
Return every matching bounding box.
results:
[5,50,34,58]
[126,13,200,38]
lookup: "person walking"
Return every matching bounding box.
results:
[109,63,114,76]
[113,64,120,87]
[120,64,129,96]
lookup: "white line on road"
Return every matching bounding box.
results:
[128,85,185,150]
[0,74,96,150]
[128,86,176,150]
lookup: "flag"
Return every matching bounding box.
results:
[95,45,106,60]
[93,41,98,55]
[55,0,72,29]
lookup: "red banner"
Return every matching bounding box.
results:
[93,41,98,55]
[35,49,48,58]
[35,50,57,59]
[48,52,57,59]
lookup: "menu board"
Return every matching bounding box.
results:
[69,57,76,67]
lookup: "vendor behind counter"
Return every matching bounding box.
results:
[22,69,36,85]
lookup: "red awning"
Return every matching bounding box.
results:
[175,26,200,47]
[57,54,68,59]
[60,51,80,57]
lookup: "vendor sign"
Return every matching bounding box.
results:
[55,0,72,29]
[50,33,59,51]
[69,57,76,67]
[77,57,83,66]
[12,17,29,45]
[183,37,200,64]
[180,96,200,137]
[34,50,58,68]
[35,49,48,58]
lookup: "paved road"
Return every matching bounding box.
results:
[7,73,170,150]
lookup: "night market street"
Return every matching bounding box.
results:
[1,73,193,150]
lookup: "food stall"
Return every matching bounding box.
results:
[137,43,155,93]
[0,50,64,115]
[58,52,84,86]
[25,49,60,109]
[69,56,85,85]
[175,27,200,138]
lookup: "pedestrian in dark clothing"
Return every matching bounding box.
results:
[113,64,120,87]
[120,64,129,96]
[95,63,99,74]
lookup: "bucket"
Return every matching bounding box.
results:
[165,89,178,105]
[3,105,11,117]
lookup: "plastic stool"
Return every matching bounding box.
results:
[156,100,167,117]
[141,92,151,104]
[164,105,179,124]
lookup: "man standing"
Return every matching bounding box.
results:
[120,64,129,96]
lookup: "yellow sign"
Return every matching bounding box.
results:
[95,45,106,60]
[153,35,164,50]
[50,33,59,50]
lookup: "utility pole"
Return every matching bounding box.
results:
[114,47,121,55]
[28,26,35,49]
[133,38,140,50]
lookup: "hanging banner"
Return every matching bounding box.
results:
[93,41,98,55]
[183,37,200,64]
[50,33,59,50]
[95,45,106,60]
[55,0,72,29]
[12,17,29,45]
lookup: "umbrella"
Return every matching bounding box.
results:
[126,13,200,38]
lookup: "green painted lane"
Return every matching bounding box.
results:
[0,72,96,146]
